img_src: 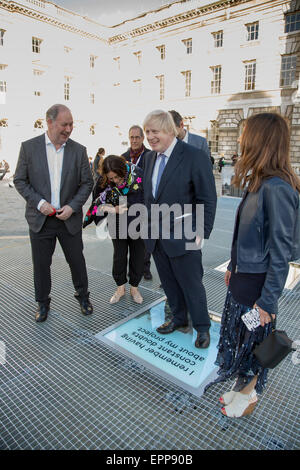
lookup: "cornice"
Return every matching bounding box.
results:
[108,0,251,44]
[0,0,107,43]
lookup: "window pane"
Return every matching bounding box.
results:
[280,55,297,86]
[285,12,300,33]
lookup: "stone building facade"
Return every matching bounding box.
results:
[0,0,299,173]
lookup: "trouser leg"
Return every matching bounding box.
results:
[170,249,210,332]
[128,237,145,287]
[143,248,151,273]
[57,224,89,298]
[152,241,188,326]
[111,238,128,286]
[29,225,56,304]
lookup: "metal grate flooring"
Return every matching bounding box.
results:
[0,202,299,449]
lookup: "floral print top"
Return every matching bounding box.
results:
[83,163,143,228]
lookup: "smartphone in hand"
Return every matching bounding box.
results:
[241,307,261,331]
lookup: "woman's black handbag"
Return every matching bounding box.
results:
[253,315,295,369]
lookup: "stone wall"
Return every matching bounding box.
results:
[290,104,300,168]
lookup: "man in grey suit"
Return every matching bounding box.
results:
[143,110,217,348]
[14,104,94,322]
[169,110,210,157]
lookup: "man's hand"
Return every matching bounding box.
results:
[56,205,74,221]
[40,201,56,216]
[115,204,128,215]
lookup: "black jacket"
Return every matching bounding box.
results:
[228,177,300,314]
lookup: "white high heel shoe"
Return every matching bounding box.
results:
[221,390,257,418]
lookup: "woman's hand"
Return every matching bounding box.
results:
[254,304,276,327]
[224,270,231,287]
[115,204,128,214]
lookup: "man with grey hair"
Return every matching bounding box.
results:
[122,124,152,280]
[14,104,94,322]
[143,110,217,348]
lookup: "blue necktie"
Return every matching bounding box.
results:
[155,154,166,197]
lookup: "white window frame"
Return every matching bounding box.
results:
[246,22,259,41]
[244,60,256,91]
[212,31,223,48]
[32,36,42,53]
[280,55,297,87]
[182,70,192,97]
[210,66,222,94]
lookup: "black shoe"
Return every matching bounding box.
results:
[156,320,188,334]
[35,303,50,323]
[143,271,153,280]
[74,292,93,316]
[195,331,210,349]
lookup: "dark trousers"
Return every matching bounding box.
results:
[112,237,145,287]
[144,248,151,274]
[152,241,211,333]
[29,217,89,304]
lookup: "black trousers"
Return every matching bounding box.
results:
[152,241,211,333]
[144,248,151,273]
[111,237,145,287]
[29,217,89,304]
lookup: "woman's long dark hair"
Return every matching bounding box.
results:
[232,113,300,193]
[99,155,127,189]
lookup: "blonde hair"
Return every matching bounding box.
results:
[143,110,178,136]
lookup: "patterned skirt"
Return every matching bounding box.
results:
[205,290,273,395]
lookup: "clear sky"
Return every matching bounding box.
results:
[52,0,174,25]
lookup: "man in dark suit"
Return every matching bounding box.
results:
[14,104,94,322]
[143,110,217,348]
[122,125,153,280]
[169,110,210,157]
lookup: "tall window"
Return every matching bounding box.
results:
[285,12,300,33]
[90,55,97,68]
[244,61,256,90]
[90,124,96,135]
[32,37,42,53]
[133,51,142,64]
[182,70,192,97]
[0,80,7,93]
[280,55,297,87]
[212,31,223,48]
[0,29,5,46]
[113,57,120,71]
[33,69,43,76]
[133,79,142,95]
[156,45,165,60]
[156,75,165,101]
[211,66,222,94]
[182,38,192,54]
[34,91,41,97]
[246,22,259,41]
[208,121,219,153]
[64,76,70,101]
[0,64,7,70]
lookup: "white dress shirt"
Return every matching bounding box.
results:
[183,129,189,143]
[38,133,66,210]
[152,137,177,198]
